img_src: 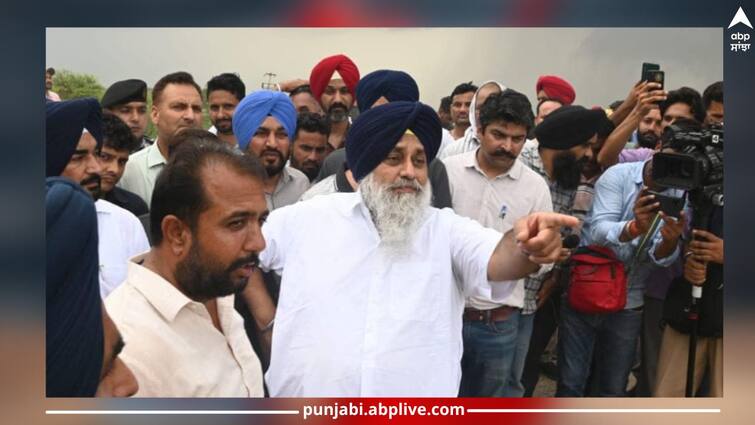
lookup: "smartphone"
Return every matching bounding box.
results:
[641,62,660,82]
[645,70,665,91]
[649,190,684,218]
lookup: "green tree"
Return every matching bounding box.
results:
[52,69,105,100]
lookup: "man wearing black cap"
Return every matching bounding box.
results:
[101,79,153,150]
[251,101,577,397]
[556,120,688,397]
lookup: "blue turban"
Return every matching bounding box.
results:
[346,101,441,181]
[46,177,103,396]
[46,98,103,177]
[355,70,420,113]
[232,90,297,152]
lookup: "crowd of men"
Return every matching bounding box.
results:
[45,54,724,398]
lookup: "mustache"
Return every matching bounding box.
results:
[491,148,517,160]
[328,103,348,113]
[228,253,260,272]
[80,174,101,187]
[388,178,422,191]
[261,148,284,158]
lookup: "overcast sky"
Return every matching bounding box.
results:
[46,28,722,108]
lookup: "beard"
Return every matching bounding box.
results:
[360,173,432,255]
[214,118,233,135]
[260,148,286,177]
[637,131,659,149]
[552,152,590,190]
[291,157,319,181]
[174,240,258,302]
[327,102,349,123]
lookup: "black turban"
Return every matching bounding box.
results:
[101,79,148,109]
[46,98,103,177]
[534,105,605,150]
[46,177,103,396]
[346,101,441,181]
[355,70,420,113]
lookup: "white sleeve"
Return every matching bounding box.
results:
[447,212,515,300]
[126,213,150,255]
[259,204,296,274]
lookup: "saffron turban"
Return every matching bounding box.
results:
[536,75,576,105]
[355,69,419,113]
[534,105,605,150]
[46,177,103,396]
[309,54,360,100]
[232,90,297,152]
[345,101,441,181]
[46,98,103,177]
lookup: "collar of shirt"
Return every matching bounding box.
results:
[146,140,167,169]
[271,167,294,195]
[633,159,649,185]
[105,187,128,205]
[95,199,114,216]
[463,149,523,181]
[344,191,382,238]
[126,253,201,322]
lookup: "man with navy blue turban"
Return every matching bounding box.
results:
[310,70,453,209]
[248,101,578,397]
[46,99,140,397]
[355,70,419,113]
[232,90,309,210]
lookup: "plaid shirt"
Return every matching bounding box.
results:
[518,140,597,314]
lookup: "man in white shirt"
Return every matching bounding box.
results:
[444,90,553,397]
[255,101,576,397]
[106,137,268,397]
[56,118,151,299]
[118,72,204,207]
[95,199,149,298]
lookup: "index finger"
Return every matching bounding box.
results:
[515,213,579,244]
[537,212,580,232]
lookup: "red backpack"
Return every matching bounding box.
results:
[567,245,627,314]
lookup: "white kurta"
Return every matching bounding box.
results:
[261,192,517,396]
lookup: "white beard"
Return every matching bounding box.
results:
[360,173,432,254]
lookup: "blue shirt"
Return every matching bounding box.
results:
[582,160,683,309]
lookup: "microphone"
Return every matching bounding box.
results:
[563,234,581,249]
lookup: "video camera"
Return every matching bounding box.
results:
[651,122,723,207]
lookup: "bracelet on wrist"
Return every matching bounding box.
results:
[625,220,641,240]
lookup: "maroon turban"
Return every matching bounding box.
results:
[309,54,360,100]
[536,75,576,105]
